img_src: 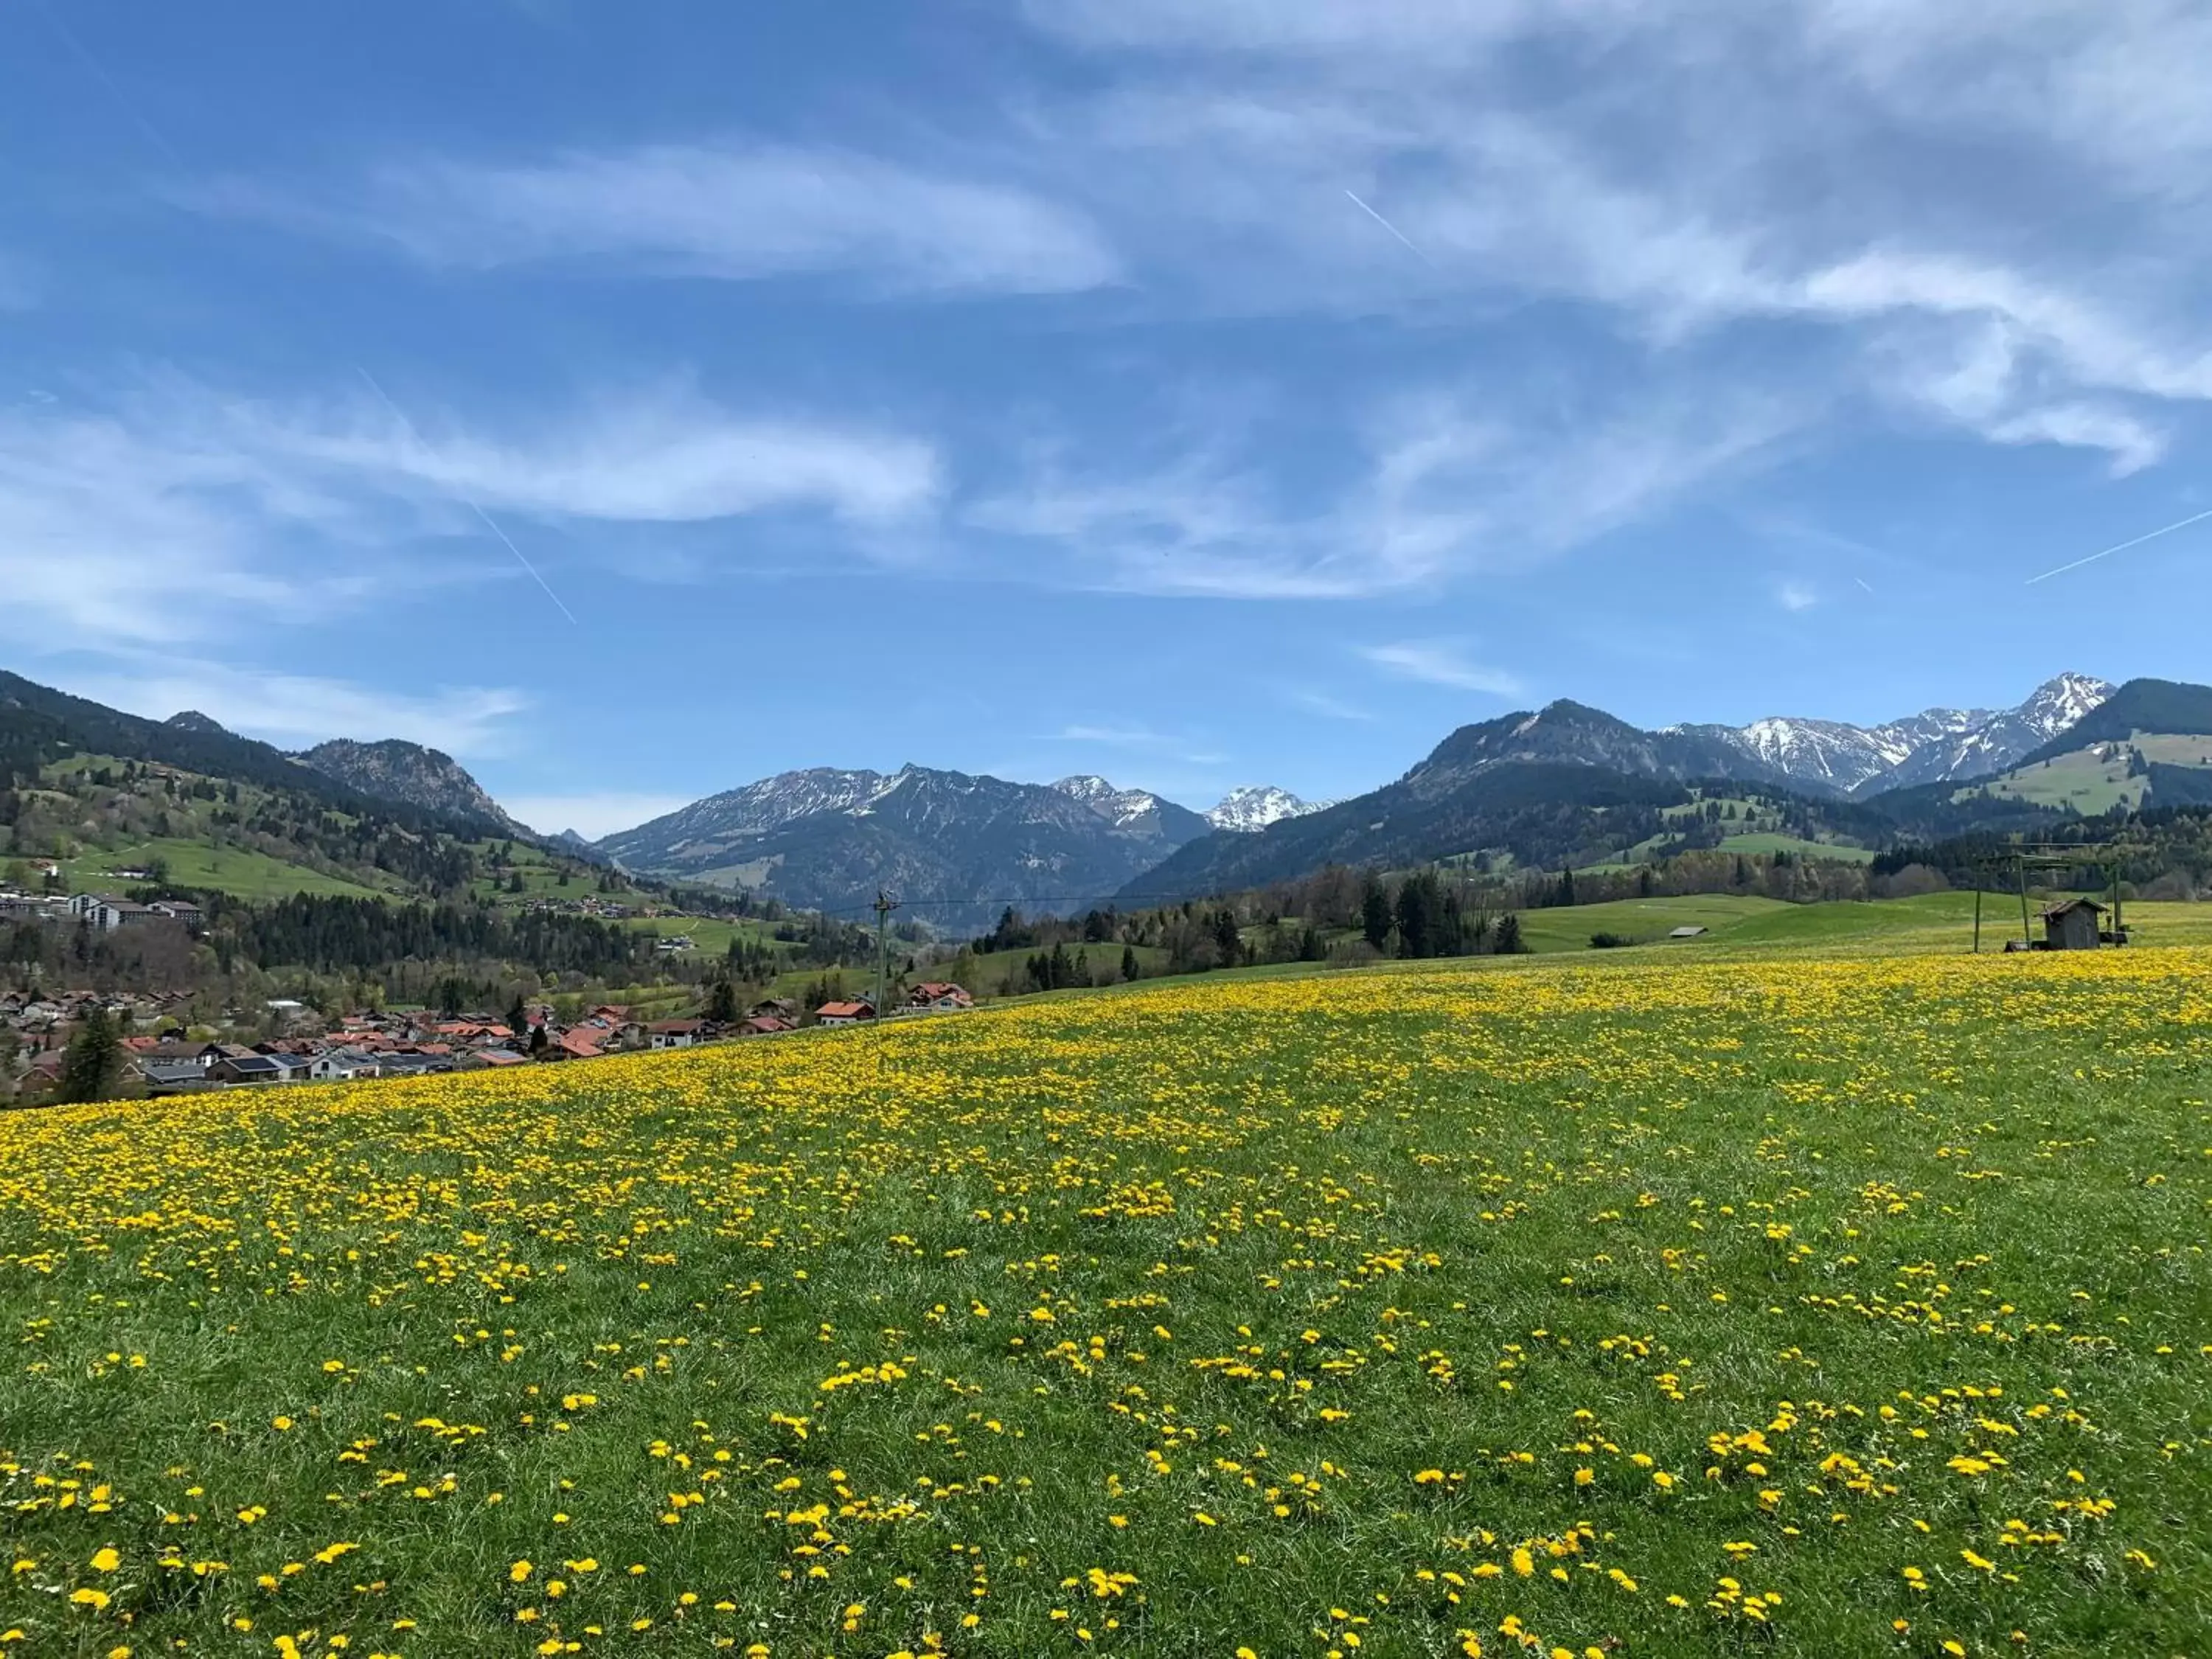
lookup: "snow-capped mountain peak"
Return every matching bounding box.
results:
[1666,672,2115,796]
[1051,774,1167,828]
[2017,672,2115,740]
[1205,785,1335,832]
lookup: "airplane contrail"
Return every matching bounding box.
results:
[1344,189,1432,265]
[2027,504,2212,585]
[355,367,580,625]
[44,3,581,632]
[35,0,189,173]
[1853,576,1876,594]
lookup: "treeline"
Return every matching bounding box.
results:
[964,866,1531,996]
[200,892,650,977]
[1,891,653,1001]
[1876,803,2212,900]
[1511,847,1879,909]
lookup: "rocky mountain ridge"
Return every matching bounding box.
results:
[1669,672,2114,796]
[594,763,1214,926]
[291,737,524,832]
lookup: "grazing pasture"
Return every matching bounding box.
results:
[3,946,2208,1656]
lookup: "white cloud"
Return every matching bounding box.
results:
[1983,404,2167,477]
[54,660,529,756]
[0,401,363,641]
[1775,580,1821,613]
[246,380,942,526]
[1009,0,2212,479]
[970,385,1804,598]
[1360,641,1524,697]
[495,793,698,841]
[198,141,1119,296]
[1023,0,1648,58]
[1276,686,1375,722]
[0,375,942,647]
[1051,724,1180,748]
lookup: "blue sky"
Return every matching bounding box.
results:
[4,1,2210,836]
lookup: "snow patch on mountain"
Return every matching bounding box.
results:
[1667,674,2115,796]
[1052,774,1170,829]
[1205,785,1335,832]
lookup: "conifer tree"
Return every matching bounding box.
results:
[1360,874,1392,950]
[58,1006,124,1103]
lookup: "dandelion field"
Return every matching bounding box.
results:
[4,949,2211,1658]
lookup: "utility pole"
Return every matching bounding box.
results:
[872,889,900,1026]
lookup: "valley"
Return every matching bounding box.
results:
[10,662,2212,1107]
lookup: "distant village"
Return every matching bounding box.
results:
[1,886,973,1102]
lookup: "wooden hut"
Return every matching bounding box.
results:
[2041,897,2105,951]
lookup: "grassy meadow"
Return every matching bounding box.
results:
[3,940,2211,1656]
[60,839,392,903]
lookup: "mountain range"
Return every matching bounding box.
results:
[1668,672,2112,796]
[13,663,2200,934]
[574,672,2141,922]
[593,765,1214,928]
[1124,674,2209,903]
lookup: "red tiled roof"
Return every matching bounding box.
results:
[815,1001,875,1019]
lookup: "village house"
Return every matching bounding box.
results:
[309,1050,380,1082]
[378,1052,454,1078]
[908,982,973,1012]
[208,1054,288,1085]
[554,1028,604,1060]
[140,1060,210,1092]
[740,1014,796,1037]
[815,999,876,1027]
[457,1048,529,1071]
[645,1018,703,1050]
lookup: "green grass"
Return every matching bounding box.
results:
[921,942,1172,993]
[64,838,390,901]
[2134,733,2212,767]
[1956,732,2212,814]
[1965,746,2144,812]
[1509,892,1790,952]
[620,916,786,957]
[1716,831,1876,862]
[465,843,594,905]
[4,941,2209,1655]
[1584,828,1874,872]
[1660,794,1763,821]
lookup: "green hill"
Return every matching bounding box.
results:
[2013,676,2212,765]
[1955,731,2212,814]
